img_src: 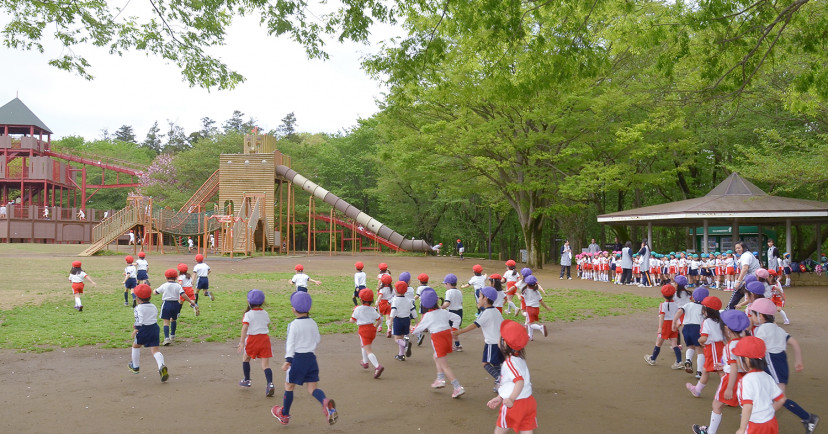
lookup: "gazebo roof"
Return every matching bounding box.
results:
[597,173,828,226]
[0,98,53,135]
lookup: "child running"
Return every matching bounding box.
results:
[503,260,520,315]
[68,260,96,312]
[128,284,169,382]
[123,255,138,307]
[155,269,198,345]
[391,281,418,361]
[193,254,213,303]
[177,263,198,316]
[691,309,751,434]
[238,289,275,398]
[377,274,393,336]
[487,319,538,433]
[350,288,384,378]
[290,264,321,292]
[732,336,787,434]
[644,284,684,369]
[522,276,550,340]
[749,298,819,433]
[489,274,505,313]
[686,296,724,398]
[412,287,465,398]
[461,264,487,314]
[271,291,338,426]
[414,273,430,346]
[453,286,504,392]
[352,261,367,306]
[442,273,464,351]
[672,286,709,378]
[135,251,150,286]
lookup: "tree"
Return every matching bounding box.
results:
[142,121,164,154]
[223,110,246,134]
[164,120,189,152]
[114,125,136,143]
[277,112,298,142]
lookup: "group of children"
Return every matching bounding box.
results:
[577,250,794,290]
[642,268,818,434]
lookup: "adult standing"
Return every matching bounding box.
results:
[727,241,761,310]
[559,240,572,279]
[766,239,780,271]
[587,238,601,254]
[637,240,652,287]
[611,237,623,253]
[620,241,633,285]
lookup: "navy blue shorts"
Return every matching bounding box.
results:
[354,285,366,298]
[135,324,160,347]
[296,286,308,292]
[765,350,789,384]
[124,278,137,289]
[196,276,209,290]
[160,300,182,320]
[287,352,320,385]
[689,269,699,276]
[136,270,148,280]
[682,324,701,347]
[783,267,792,275]
[482,343,504,365]
[392,317,411,336]
[449,309,463,328]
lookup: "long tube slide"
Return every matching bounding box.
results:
[275,165,430,252]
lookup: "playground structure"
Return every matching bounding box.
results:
[0,98,143,243]
[78,131,429,256]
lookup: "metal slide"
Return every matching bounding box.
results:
[275,165,430,252]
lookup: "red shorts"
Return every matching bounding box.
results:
[71,282,84,294]
[771,295,784,308]
[244,334,273,359]
[497,395,538,431]
[660,319,678,339]
[430,329,454,358]
[358,324,377,346]
[179,286,194,303]
[715,372,744,407]
[377,299,391,315]
[703,341,725,372]
[745,417,778,434]
[526,306,540,323]
[615,266,622,273]
[726,266,736,275]
[506,281,517,296]
[633,267,640,274]
[668,266,677,274]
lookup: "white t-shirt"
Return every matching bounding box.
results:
[69,271,87,283]
[523,288,542,307]
[754,323,789,354]
[680,302,704,325]
[467,275,487,290]
[124,265,137,279]
[701,318,724,343]
[391,295,417,319]
[243,308,271,335]
[444,288,463,310]
[659,301,678,321]
[134,303,159,326]
[154,281,184,301]
[379,286,393,301]
[739,252,761,275]
[291,273,310,289]
[178,274,193,288]
[738,370,784,424]
[498,356,533,400]
[354,271,367,288]
[675,291,692,309]
[494,290,505,308]
[415,285,428,298]
[284,317,320,359]
[412,309,461,335]
[351,305,380,325]
[135,258,149,271]
[473,307,503,344]
[193,263,210,277]
[503,270,519,283]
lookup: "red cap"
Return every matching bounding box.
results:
[195,254,204,262]
[125,255,134,263]
[472,264,483,273]
[378,263,388,271]
[177,263,188,273]
[701,296,723,311]
[489,273,502,281]
[164,269,178,279]
[295,264,304,271]
[380,274,392,285]
[395,281,408,295]
[767,269,778,276]
[138,251,146,258]
[732,336,766,359]
[500,320,529,351]
[418,273,429,283]
[358,288,374,302]
[134,284,152,299]
[355,262,364,270]
[661,284,676,297]
[72,260,82,267]
[505,259,516,267]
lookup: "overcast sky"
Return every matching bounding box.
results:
[0,14,391,141]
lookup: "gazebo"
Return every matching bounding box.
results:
[597,173,828,258]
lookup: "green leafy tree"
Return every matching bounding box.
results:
[277,112,299,142]
[142,121,164,154]
[114,125,136,143]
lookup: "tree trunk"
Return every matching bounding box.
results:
[520,214,545,269]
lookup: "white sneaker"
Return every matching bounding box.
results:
[644,354,656,366]
[163,338,171,346]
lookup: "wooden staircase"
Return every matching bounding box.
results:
[224,193,269,255]
[78,205,141,256]
[178,170,219,214]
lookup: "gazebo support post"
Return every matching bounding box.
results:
[703,220,709,254]
[816,224,821,260]
[692,227,697,252]
[647,223,652,247]
[786,219,792,257]
[733,221,740,246]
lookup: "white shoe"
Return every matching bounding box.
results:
[163,338,171,346]
[783,320,790,325]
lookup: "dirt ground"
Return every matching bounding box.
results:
[0,251,825,433]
